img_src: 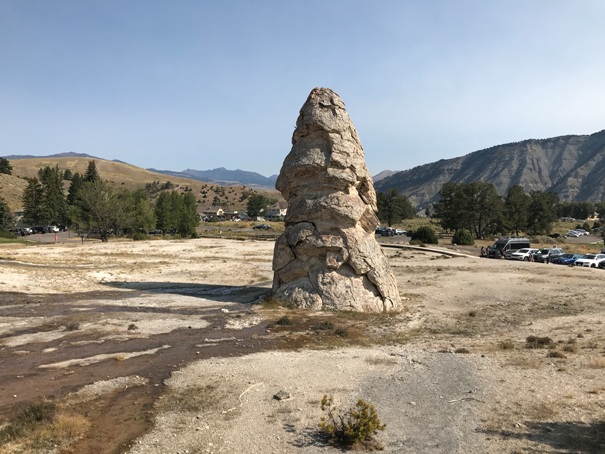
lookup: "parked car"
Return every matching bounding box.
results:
[566,230,581,237]
[509,248,539,261]
[375,227,387,235]
[253,224,272,230]
[533,248,565,264]
[574,253,605,268]
[32,226,46,234]
[551,253,586,266]
[575,229,589,236]
[395,229,407,236]
[381,228,395,237]
[488,237,531,259]
[47,225,60,233]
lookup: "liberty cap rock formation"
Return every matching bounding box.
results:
[272,87,402,312]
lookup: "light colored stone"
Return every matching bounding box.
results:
[272,87,402,312]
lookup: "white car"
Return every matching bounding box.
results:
[574,253,605,268]
[567,230,581,237]
[575,229,589,236]
[509,248,539,261]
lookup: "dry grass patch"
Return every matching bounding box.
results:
[586,357,605,369]
[0,399,90,452]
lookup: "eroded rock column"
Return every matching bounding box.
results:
[272,87,402,312]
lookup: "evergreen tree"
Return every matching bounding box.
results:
[246,192,277,218]
[0,196,15,231]
[116,188,155,239]
[434,181,503,238]
[0,158,12,175]
[75,179,126,242]
[37,165,67,225]
[504,185,530,235]
[67,172,83,206]
[177,192,199,237]
[63,168,73,180]
[83,160,100,183]
[527,191,559,235]
[376,189,415,226]
[22,177,45,226]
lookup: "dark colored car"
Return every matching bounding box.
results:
[551,253,585,266]
[253,224,272,230]
[533,248,565,264]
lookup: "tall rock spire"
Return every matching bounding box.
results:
[272,88,402,312]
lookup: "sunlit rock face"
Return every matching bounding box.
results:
[272,87,402,312]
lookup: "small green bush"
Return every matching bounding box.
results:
[0,400,57,442]
[411,226,438,244]
[452,229,474,246]
[318,395,385,450]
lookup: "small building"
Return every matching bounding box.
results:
[265,201,288,220]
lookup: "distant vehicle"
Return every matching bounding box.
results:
[551,253,586,266]
[566,230,581,237]
[32,226,46,234]
[381,228,395,237]
[533,248,565,264]
[148,229,162,235]
[47,225,60,233]
[575,253,605,268]
[395,229,407,236]
[509,248,539,261]
[575,229,589,236]
[487,237,531,259]
[375,227,387,235]
[253,224,272,230]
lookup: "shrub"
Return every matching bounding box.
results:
[411,226,438,244]
[452,229,474,245]
[275,316,292,326]
[313,321,335,331]
[318,395,385,450]
[0,400,57,442]
[525,335,552,349]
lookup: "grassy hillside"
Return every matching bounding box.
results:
[1,157,279,212]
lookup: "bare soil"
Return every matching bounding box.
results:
[1,237,604,453]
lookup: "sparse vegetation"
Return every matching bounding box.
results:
[319,395,386,450]
[525,335,553,349]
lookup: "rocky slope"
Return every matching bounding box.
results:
[375,129,605,207]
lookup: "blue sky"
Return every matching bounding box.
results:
[1,1,604,177]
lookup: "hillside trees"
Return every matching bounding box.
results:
[504,185,530,235]
[433,181,503,238]
[0,158,12,175]
[22,178,45,226]
[154,191,199,237]
[527,191,559,235]
[122,189,156,239]
[376,189,415,226]
[0,196,15,231]
[22,165,68,226]
[73,179,126,242]
[246,192,277,218]
[37,165,68,226]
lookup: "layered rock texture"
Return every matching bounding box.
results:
[272,88,401,312]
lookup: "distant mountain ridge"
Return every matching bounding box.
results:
[375,129,605,207]
[3,151,100,160]
[149,166,278,189]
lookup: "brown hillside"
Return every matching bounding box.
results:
[2,157,279,212]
